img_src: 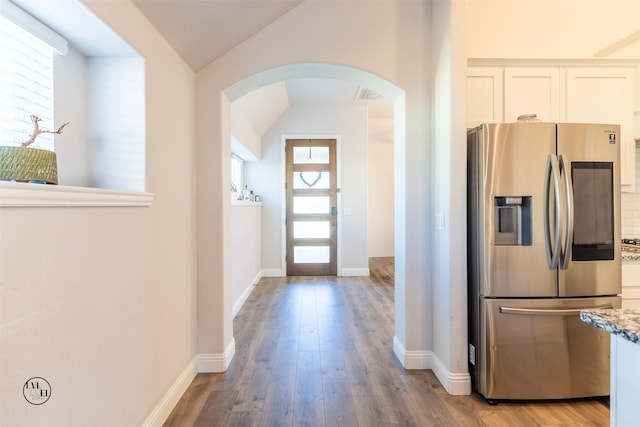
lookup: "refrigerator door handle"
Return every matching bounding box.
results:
[559,154,574,269]
[499,304,614,316]
[543,154,561,269]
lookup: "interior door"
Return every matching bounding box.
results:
[285,139,337,276]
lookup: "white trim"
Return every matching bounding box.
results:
[430,352,472,396]
[393,336,471,396]
[0,182,154,207]
[280,136,287,274]
[196,338,236,373]
[393,335,431,369]
[0,0,68,55]
[233,272,261,318]
[340,268,370,277]
[468,58,640,67]
[231,200,262,207]
[141,357,197,427]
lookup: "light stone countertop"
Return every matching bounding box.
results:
[580,308,640,345]
[622,251,640,261]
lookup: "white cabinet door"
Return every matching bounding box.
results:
[466,67,503,128]
[565,67,636,190]
[504,67,561,122]
[611,335,640,427]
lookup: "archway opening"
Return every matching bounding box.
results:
[222,62,407,357]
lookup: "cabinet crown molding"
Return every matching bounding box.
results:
[468,58,640,67]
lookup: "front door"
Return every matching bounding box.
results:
[285,139,337,275]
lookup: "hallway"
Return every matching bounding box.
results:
[164,258,608,426]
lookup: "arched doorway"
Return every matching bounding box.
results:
[222,62,407,362]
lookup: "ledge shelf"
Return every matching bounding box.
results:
[0,181,154,208]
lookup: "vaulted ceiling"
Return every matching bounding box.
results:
[131,0,303,71]
[131,0,394,137]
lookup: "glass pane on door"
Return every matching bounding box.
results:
[293,171,330,189]
[294,221,330,239]
[294,246,330,263]
[293,196,330,214]
[293,146,329,164]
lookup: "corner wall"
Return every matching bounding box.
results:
[0,0,198,425]
[429,0,470,394]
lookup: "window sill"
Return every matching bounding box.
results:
[232,200,262,207]
[0,181,154,208]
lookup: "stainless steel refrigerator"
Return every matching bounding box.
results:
[467,121,622,402]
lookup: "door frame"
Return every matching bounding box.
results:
[280,134,342,276]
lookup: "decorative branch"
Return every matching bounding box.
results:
[21,115,70,148]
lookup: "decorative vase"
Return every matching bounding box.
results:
[0,146,58,184]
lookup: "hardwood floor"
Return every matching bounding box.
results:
[164,257,609,426]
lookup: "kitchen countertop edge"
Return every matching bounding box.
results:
[580,308,640,345]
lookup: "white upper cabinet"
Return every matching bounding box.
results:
[565,67,636,190]
[467,62,638,191]
[504,67,560,122]
[466,67,503,129]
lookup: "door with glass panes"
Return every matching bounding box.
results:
[286,139,337,275]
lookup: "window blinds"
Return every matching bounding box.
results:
[0,13,54,149]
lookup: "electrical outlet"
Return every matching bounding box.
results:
[469,344,476,365]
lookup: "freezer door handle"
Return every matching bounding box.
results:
[499,304,614,316]
[559,154,574,269]
[543,154,561,269]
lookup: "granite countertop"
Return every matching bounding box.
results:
[580,308,640,345]
[622,241,640,261]
[622,250,640,261]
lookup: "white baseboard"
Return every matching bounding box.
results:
[258,268,371,277]
[393,335,471,396]
[430,352,471,395]
[144,339,238,426]
[340,268,370,277]
[197,338,236,373]
[141,357,198,427]
[233,272,261,318]
[393,335,431,369]
[261,268,284,277]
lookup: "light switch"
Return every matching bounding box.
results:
[436,213,445,230]
[344,208,352,216]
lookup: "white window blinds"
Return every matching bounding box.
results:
[0,13,54,150]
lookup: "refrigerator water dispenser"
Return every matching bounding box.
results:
[494,196,532,246]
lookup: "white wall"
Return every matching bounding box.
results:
[248,104,369,275]
[54,45,90,186]
[368,117,395,258]
[231,204,262,314]
[0,1,197,425]
[622,141,640,237]
[466,0,640,59]
[87,57,146,191]
[54,45,145,191]
[430,0,470,394]
[230,111,261,160]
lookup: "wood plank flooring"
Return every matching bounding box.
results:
[164,257,609,426]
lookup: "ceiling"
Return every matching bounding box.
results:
[132,0,303,71]
[131,0,394,135]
